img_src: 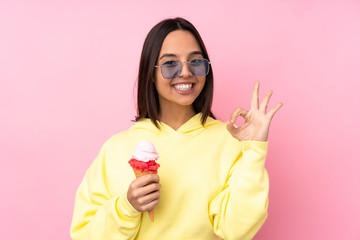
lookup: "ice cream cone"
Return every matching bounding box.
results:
[129,140,160,222]
[132,168,157,178]
[132,168,157,222]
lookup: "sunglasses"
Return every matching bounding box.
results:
[154,58,211,79]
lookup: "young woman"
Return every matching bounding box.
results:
[70,17,282,240]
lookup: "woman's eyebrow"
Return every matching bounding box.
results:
[189,51,203,56]
[159,51,203,60]
[159,53,177,60]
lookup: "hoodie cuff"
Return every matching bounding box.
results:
[240,141,268,168]
[241,141,268,151]
[115,193,141,219]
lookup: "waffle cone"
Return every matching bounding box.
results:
[132,168,157,222]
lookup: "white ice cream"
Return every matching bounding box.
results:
[132,140,160,162]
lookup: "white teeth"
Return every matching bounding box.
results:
[174,84,193,90]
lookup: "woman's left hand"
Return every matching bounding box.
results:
[226,82,283,142]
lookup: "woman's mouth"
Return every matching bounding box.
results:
[172,83,195,95]
[174,83,193,90]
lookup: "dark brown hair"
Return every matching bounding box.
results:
[135,17,215,128]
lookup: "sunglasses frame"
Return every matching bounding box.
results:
[154,58,211,79]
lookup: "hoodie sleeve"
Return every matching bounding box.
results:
[209,141,269,240]
[70,142,142,240]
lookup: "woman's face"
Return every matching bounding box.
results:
[154,30,206,111]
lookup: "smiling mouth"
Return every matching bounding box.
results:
[173,83,193,91]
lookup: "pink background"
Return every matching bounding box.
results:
[1,0,359,239]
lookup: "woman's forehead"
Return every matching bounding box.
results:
[159,30,202,57]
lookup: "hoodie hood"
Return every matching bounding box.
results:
[130,113,220,136]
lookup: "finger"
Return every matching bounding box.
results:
[267,102,283,120]
[226,120,235,132]
[251,81,260,109]
[133,174,159,188]
[259,90,273,113]
[140,198,160,212]
[226,121,238,138]
[138,191,160,205]
[230,107,248,123]
[141,183,161,195]
[129,182,160,201]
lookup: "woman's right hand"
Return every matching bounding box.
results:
[127,174,161,212]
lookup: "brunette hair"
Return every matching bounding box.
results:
[135,17,215,128]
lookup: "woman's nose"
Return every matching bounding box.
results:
[179,62,192,78]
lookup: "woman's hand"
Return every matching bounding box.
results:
[226,82,283,142]
[127,174,161,212]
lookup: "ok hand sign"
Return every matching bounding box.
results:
[226,82,283,142]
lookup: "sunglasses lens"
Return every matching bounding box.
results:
[161,62,181,79]
[189,59,209,77]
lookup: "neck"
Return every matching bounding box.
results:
[158,105,196,131]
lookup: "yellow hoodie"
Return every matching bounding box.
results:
[70,113,269,240]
